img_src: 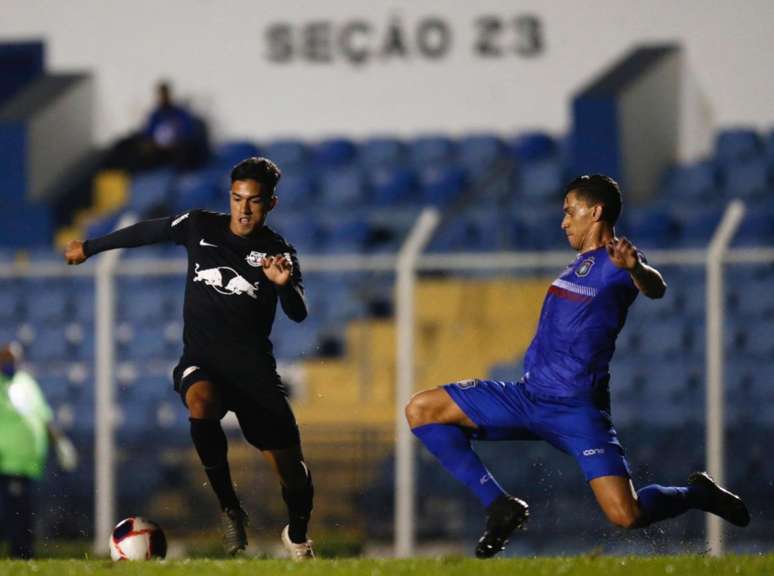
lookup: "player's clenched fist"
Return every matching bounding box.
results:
[64,240,87,265]
[262,254,292,286]
[606,236,639,271]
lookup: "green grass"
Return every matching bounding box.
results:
[2,556,774,576]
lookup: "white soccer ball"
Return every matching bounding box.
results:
[109,516,167,561]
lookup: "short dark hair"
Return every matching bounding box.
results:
[230,156,282,197]
[564,174,622,225]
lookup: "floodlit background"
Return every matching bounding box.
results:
[0,0,772,558]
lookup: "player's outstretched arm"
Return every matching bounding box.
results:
[606,236,666,299]
[263,255,308,322]
[63,217,176,264]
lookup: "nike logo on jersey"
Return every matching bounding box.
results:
[199,239,218,247]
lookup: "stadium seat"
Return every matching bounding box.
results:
[320,216,372,254]
[271,215,324,254]
[741,320,774,358]
[731,205,774,247]
[508,132,558,162]
[118,283,169,323]
[732,274,774,317]
[314,138,357,167]
[272,318,321,360]
[128,168,176,215]
[171,169,224,213]
[0,284,22,322]
[23,287,70,323]
[318,167,366,206]
[518,158,563,201]
[212,140,260,168]
[359,137,406,169]
[722,156,770,199]
[458,134,506,181]
[262,139,309,172]
[635,317,687,358]
[715,128,762,165]
[275,172,317,208]
[671,205,724,247]
[428,210,502,253]
[420,166,467,206]
[369,166,419,206]
[409,136,456,168]
[23,324,70,362]
[662,160,719,201]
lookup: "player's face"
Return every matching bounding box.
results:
[229,179,276,237]
[561,191,598,251]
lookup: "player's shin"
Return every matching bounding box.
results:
[189,418,241,510]
[635,484,696,526]
[281,462,314,544]
[412,423,506,507]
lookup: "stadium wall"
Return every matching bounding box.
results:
[0,0,771,143]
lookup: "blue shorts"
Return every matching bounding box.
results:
[444,379,631,481]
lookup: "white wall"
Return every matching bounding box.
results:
[2,0,772,144]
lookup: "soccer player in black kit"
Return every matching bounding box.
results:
[64,157,315,560]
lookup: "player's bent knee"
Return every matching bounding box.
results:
[185,384,220,419]
[404,392,436,428]
[605,506,641,529]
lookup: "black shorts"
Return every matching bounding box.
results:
[172,356,300,451]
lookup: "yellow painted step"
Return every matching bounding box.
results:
[93,170,129,214]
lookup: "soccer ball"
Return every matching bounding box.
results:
[109,516,167,561]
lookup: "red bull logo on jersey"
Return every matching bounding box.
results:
[193,263,259,299]
[245,251,267,267]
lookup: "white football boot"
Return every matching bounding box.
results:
[281,525,315,560]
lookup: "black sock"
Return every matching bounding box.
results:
[283,463,314,543]
[189,418,240,511]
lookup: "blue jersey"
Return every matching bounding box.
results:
[522,246,641,399]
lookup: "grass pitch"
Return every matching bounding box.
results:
[2,556,774,576]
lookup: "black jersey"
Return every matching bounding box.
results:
[84,209,306,379]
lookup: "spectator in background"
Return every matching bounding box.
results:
[0,343,77,559]
[106,81,210,172]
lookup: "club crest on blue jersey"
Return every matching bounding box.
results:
[575,257,595,277]
[245,251,266,267]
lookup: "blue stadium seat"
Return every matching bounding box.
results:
[672,205,724,247]
[508,132,557,162]
[118,283,169,323]
[620,205,680,248]
[722,156,770,199]
[420,166,467,206]
[85,212,123,240]
[514,207,567,250]
[304,277,365,325]
[120,324,177,360]
[730,204,774,247]
[275,172,316,208]
[359,137,406,169]
[320,216,372,254]
[262,139,309,172]
[128,168,176,215]
[458,134,506,180]
[314,138,357,167]
[428,210,502,253]
[24,324,69,362]
[172,169,224,213]
[270,214,324,254]
[23,287,70,323]
[635,317,687,358]
[662,160,719,200]
[409,136,456,168]
[715,129,762,164]
[741,320,774,358]
[318,168,366,206]
[732,274,774,317]
[212,140,260,168]
[0,284,21,322]
[518,158,563,201]
[369,166,419,206]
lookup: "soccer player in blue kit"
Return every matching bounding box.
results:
[405,174,750,558]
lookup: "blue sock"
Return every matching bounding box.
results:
[412,423,506,508]
[637,484,701,526]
